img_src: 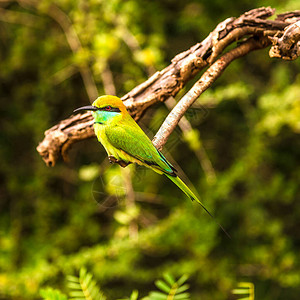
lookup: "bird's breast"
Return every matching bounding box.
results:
[93,123,123,160]
[93,123,108,146]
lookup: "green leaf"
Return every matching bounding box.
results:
[176,275,189,287]
[232,289,249,294]
[148,291,168,300]
[70,291,86,297]
[67,283,82,290]
[129,290,139,300]
[40,288,68,300]
[155,280,171,293]
[175,284,190,294]
[173,293,190,300]
[162,273,175,286]
[67,275,80,283]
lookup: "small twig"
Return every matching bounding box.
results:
[100,63,117,96]
[152,37,269,150]
[0,7,41,27]
[51,64,78,85]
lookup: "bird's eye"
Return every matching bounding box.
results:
[105,106,111,111]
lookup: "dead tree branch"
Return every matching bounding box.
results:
[36,7,300,166]
[269,19,300,60]
[152,37,269,150]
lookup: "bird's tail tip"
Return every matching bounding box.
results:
[166,174,231,239]
[190,195,231,239]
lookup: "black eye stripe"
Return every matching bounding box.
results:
[98,106,121,112]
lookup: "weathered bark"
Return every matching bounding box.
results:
[269,14,300,60]
[36,7,300,166]
[152,37,270,150]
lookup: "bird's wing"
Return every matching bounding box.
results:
[105,123,176,176]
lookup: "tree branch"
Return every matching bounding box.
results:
[36,7,300,166]
[0,7,41,27]
[152,37,269,150]
[269,19,300,60]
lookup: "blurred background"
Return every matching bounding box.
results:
[0,0,300,299]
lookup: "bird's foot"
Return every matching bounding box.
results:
[108,155,118,164]
[108,155,130,168]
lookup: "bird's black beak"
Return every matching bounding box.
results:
[73,105,98,113]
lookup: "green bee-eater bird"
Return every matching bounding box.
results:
[74,95,227,234]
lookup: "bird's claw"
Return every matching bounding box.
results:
[108,155,118,164]
[108,156,130,168]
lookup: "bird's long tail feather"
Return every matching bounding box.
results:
[166,174,230,238]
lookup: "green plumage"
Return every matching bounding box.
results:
[74,95,223,229]
[105,121,211,212]
[105,123,176,176]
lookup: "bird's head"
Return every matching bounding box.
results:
[74,95,127,125]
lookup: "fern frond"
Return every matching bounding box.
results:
[118,289,139,300]
[40,287,68,300]
[129,290,139,300]
[232,282,254,300]
[147,273,190,300]
[67,268,106,300]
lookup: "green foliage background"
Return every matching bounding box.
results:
[0,0,300,299]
